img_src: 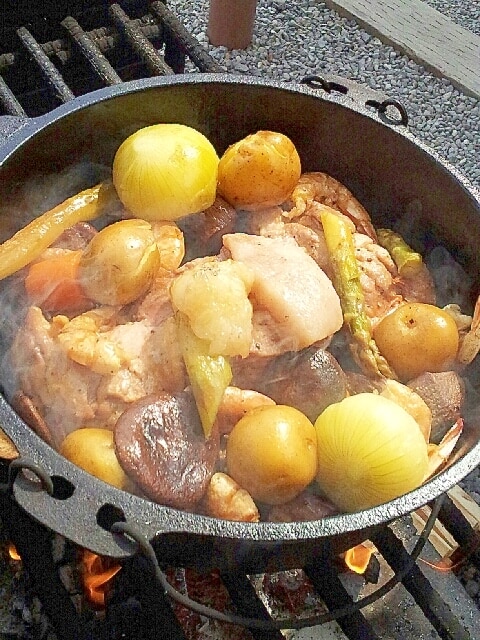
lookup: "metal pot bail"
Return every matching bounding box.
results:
[0,457,54,497]
[110,493,445,630]
[300,74,349,95]
[300,74,409,127]
[365,98,409,126]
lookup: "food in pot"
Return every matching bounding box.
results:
[175,311,233,438]
[204,472,260,522]
[79,219,161,305]
[407,371,465,443]
[226,404,318,505]
[0,182,117,281]
[258,347,348,423]
[60,427,128,490]
[320,208,395,379]
[114,390,219,510]
[25,250,93,314]
[373,302,459,381]
[0,126,475,522]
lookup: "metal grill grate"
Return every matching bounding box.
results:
[2,484,479,640]
[0,1,221,118]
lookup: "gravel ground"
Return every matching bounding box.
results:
[167,0,480,190]
[422,0,480,36]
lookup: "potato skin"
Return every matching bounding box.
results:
[217,131,301,210]
[60,428,127,489]
[373,303,459,382]
[226,405,317,505]
[79,219,160,305]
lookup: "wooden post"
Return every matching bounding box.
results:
[207,0,258,50]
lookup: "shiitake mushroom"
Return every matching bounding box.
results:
[258,346,348,422]
[114,390,219,510]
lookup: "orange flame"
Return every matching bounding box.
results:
[81,550,121,608]
[8,543,21,561]
[344,543,373,574]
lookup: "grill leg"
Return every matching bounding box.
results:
[105,555,187,640]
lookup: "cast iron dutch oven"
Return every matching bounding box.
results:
[1,74,480,575]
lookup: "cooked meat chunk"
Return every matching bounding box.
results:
[9,306,186,447]
[223,233,343,350]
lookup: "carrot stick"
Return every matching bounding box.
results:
[24,250,92,313]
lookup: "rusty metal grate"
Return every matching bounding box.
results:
[0,0,221,118]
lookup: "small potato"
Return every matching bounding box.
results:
[226,405,317,505]
[60,428,127,489]
[79,219,160,305]
[374,303,459,382]
[217,131,301,210]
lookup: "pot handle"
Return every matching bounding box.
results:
[111,496,443,630]
[300,74,409,127]
[0,450,185,560]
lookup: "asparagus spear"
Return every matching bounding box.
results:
[320,209,396,379]
[377,228,423,278]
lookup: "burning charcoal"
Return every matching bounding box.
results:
[114,390,219,509]
[363,553,381,584]
[0,426,19,460]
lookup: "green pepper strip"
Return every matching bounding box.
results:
[0,181,117,281]
[175,311,233,438]
[377,228,423,278]
[320,210,396,379]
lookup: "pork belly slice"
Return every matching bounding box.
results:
[223,233,343,350]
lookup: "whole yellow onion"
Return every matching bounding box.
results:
[314,393,429,513]
[112,124,219,221]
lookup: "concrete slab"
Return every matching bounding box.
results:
[323,0,480,99]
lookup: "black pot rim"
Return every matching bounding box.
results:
[1,73,480,555]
